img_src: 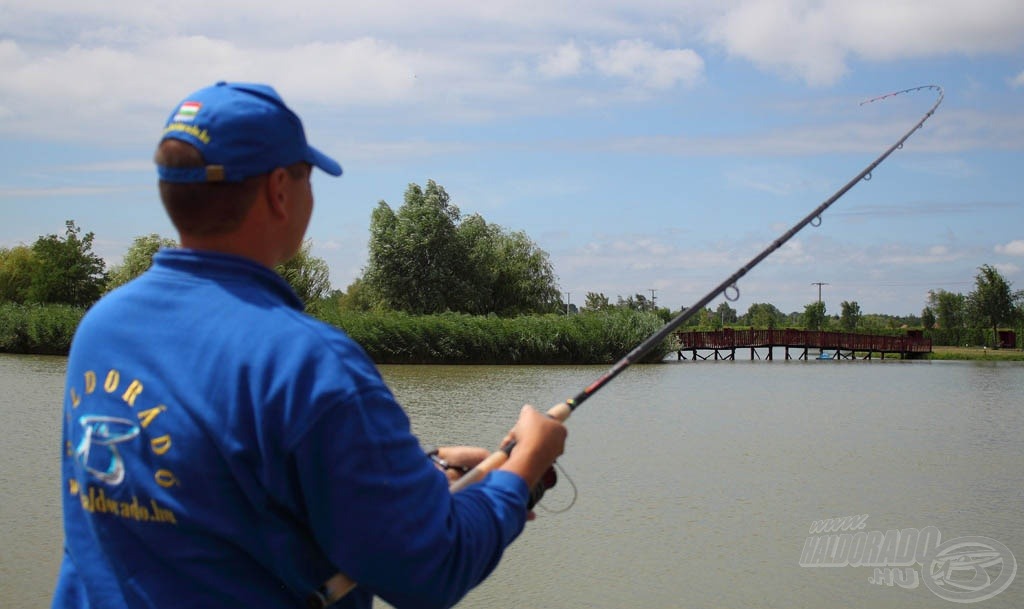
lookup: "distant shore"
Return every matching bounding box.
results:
[928,346,1024,362]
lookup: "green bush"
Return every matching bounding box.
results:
[0,303,674,364]
[315,309,673,364]
[0,303,84,354]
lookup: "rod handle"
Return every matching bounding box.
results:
[448,401,570,492]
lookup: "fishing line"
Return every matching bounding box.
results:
[311,84,944,608]
[535,461,577,514]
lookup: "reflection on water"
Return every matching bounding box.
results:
[4,355,1022,608]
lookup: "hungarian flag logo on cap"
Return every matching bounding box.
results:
[173,101,201,123]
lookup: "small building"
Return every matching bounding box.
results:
[997,330,1017,349]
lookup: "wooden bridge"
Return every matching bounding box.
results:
[675,329,932,361]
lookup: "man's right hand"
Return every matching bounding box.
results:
[499,405,567,489]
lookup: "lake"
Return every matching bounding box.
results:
[2,353,1022,608]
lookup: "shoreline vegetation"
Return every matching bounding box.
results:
[2,303,1021,363]
[927,345,1024,361]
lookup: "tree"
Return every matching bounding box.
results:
[27,220,107,307]
[276,240,332,305]
[584,292,611,311]
[928,289,966,345]
[715,302,737,326]
[921,306,936,330]
[802,301,827,330]
[363,180,561,316]
[968,264,1015,348]
[0,245,36,303]
[106,234,178,292]
[617,293,655,313]
[839,300,861,332]
[335,278,376,312]
[364,181,468,313]
[462,221,560,315]
[744,302,783,329]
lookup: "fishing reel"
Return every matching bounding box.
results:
[527,464,558,509]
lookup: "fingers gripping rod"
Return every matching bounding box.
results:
[311,85,943,608]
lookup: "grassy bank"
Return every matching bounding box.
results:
[0,303,83,355]
[320,309,673,364]
[927,346,1024,362]
[0,303,673,364]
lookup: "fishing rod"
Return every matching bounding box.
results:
[451,84,944,489]
[311,84,944,607]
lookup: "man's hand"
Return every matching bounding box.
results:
[432,446,490,483]
[499,405,567,489]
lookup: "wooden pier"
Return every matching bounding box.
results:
[675,329,932,361]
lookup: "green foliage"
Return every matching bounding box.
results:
[275,239,332,306]
[313,308,672,364]
[839,300,861,331]
[921,306,936,330]
[363,180,561,316]
[364,181,467,313]
[927,289,967,345]
[743,302,784,329]
[27,220,107,307]
[106,234,178,292]
[716,302,738,325]
[584,292,611,311]
[802,301,827,330]
[0,245,36,303]
[967,264,1016,347]
[0,303,83,354]
[616,293,656,312]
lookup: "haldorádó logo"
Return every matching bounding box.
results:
[800,515,1016,603]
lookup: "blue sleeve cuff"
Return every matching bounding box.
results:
[482,469,530,503]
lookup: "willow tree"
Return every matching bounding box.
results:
[106,234,178,292]
[276,240,332,306]
[363,180,560,316]
[364,180,468,313]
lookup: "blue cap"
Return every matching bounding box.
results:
[157,82,342,183]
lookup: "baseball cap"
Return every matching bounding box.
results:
[157,82,342,183]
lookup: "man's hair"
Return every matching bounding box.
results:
[154,139,265,236]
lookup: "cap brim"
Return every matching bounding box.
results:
[308,145,343,177]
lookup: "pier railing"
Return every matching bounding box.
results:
[675,329,931,360]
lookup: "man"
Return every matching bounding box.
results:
[53,82,566,609]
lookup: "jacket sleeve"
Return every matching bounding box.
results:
[291,380,529,609]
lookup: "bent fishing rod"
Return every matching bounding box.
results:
[450,84,944,488]
[311,84,943,607]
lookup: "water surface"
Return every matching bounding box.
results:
[3,355,1021,608]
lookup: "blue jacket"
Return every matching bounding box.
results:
[53,249,529,609]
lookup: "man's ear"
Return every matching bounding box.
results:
[264,167,290,220]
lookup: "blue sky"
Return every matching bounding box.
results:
[1,1,1022,316]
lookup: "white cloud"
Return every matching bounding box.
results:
[0,36,422,139]
[592,39,704,90]
[538,42,584,79]
[0,1,1021,143]
[995,240,1024,256]
[1012,71,1024,88]
[706,0,1024,86]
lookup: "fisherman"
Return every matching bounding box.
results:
[52,81,566,609]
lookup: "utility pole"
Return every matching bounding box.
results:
[648,288,657,310]
[811,282,829,304]
[565,292,571,315]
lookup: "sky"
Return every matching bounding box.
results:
[1,1,1022,316]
